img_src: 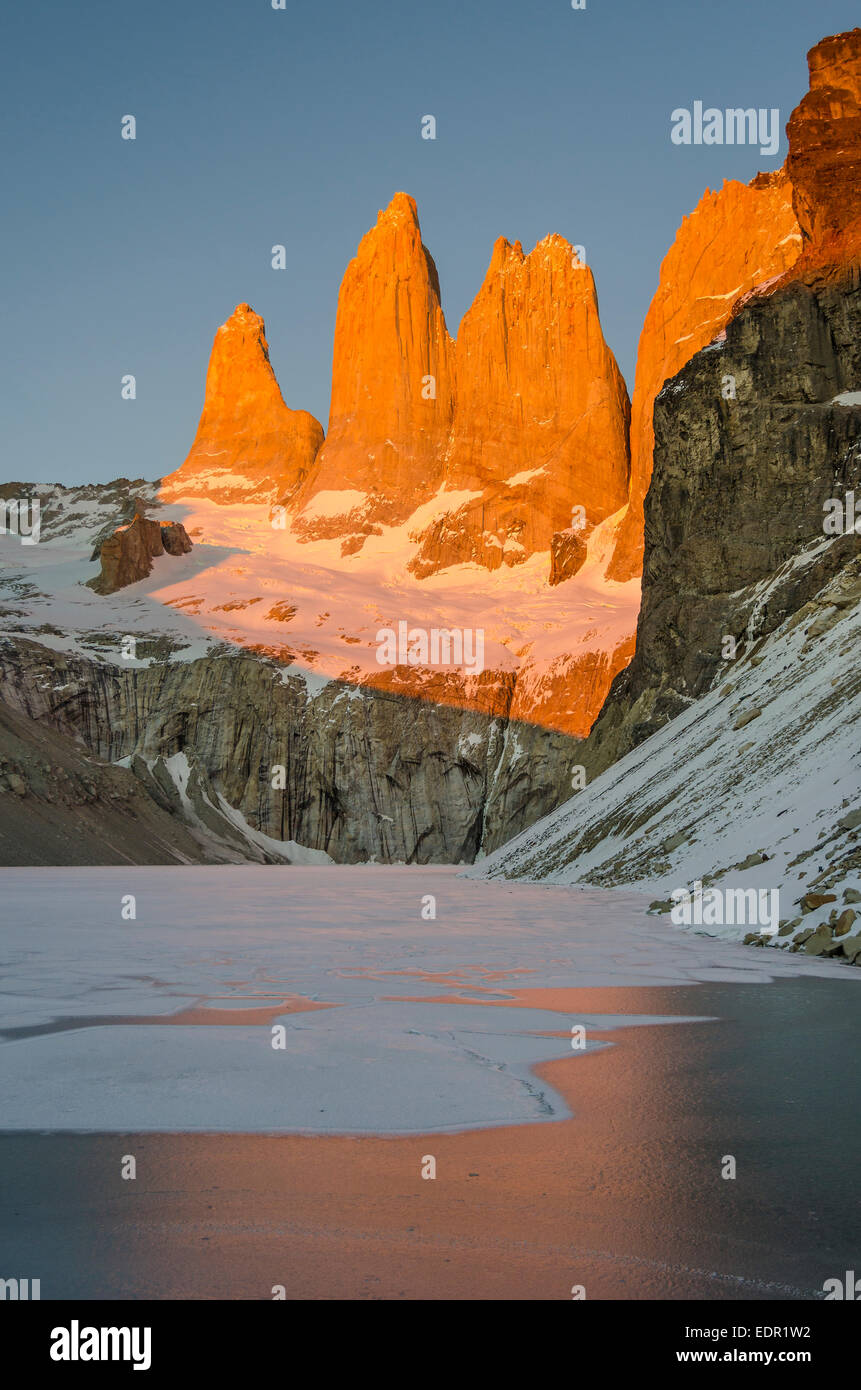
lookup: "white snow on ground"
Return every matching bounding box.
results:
[0,865,850,1135]
[472,543,861,943]
[212,789,333,865]
[139,751,331,866]
[833,391,861,406]
[0,486,639,717]
[298,489,369,520]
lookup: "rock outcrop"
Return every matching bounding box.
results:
[549,528,588,586]
[160,303,324,505]
[473,30,861,906]
[590,273,861,777]
[161,521,193,557]
[507,633,637,741]
[607,172,801,582]
[291,194,455,541]
[410,236,630,576]
[787,28,861,255]
[606,31,861,587]
[87,513,192,594]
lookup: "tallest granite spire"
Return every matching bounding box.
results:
[290,193,456,539]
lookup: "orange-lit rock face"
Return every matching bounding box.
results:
[292,193,455,540]
[509,635,637,738]
[410,237,630,576]
[607,172,801,582]
[160,303,324,506]
[154,203,638,742]
[787,28,861,253]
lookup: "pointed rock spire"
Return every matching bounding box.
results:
[410,231,631,576]
[787,27,861,249]
[291,193,455,538]
[160,303,324,505]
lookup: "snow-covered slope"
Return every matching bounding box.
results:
[0,480,639,737]
[471,543,861,950]
[1,478,612,863]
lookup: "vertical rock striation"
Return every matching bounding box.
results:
[291,193,455,542]
[410,237,630,576]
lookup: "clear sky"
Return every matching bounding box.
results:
[2,0,858,486]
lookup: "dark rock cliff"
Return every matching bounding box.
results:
[0,639,582,864]
[579,257,861,781]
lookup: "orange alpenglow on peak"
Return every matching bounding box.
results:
[450,232,628,501]
[160,302,324,506]
[786,27,861,258]
[290,192,456,539]
[606,171,801,583]
[291,197,630,568]
[410,232,631,576]
[609,26,861,584]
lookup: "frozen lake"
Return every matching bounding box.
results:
[2,865,859,1299]
[0,864,851,1134]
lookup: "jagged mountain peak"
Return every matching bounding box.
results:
[376,190,421,225]
[787,26,861,251]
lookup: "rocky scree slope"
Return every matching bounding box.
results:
[0,694,222,866]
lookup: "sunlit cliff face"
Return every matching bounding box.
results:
[160,302,324,507]
[155,30,861,735]
[158,194,638,738]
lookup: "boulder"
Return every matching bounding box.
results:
[801,892,838,912]
[549,529,588,586]
[833,908,857,936]
[88,514,193,595]
[733,708,762,730]
[803,925,834,954]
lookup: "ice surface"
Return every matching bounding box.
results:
[0,865,850,1134]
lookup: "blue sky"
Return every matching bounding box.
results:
[2,0,858,485]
